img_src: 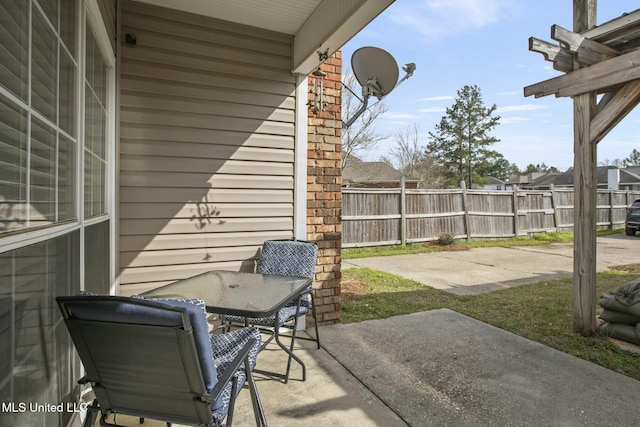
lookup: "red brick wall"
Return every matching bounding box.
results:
[307,51,342,325]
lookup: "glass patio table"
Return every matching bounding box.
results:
[142,270,312,381]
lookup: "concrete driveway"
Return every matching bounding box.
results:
[343,234,639,295]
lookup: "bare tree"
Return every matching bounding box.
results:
[390,124,422,178]
[388,124,448,188]
[341,71,388,168]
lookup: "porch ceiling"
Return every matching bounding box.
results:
[133,0,395,75]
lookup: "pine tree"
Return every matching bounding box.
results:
[426,85,503,188]
[623,148,640,167]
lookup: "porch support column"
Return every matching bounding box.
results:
[572,0,598,335]
[572,93,597,335]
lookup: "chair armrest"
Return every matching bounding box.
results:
[291,285,314,307]
[209,323,228,334]
[202,337,257,403]
[78,375,96,385]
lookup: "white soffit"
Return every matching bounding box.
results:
[132,0,396,75]
[134,0,324,35]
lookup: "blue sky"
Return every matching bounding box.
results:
[342,0,640,171]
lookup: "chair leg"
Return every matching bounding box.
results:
[258,328,276,351]
[83,400,99,427]
[271,313,305,384]
[284,318,298,383]
[284,303,307,383]
[226,376,239,427]
[245,359,268,427]
[310,293,320,349]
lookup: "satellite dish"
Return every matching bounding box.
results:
[343,47,416,129]
[352,47,399,100]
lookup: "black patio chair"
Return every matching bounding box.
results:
[57,295,267,427]
[224,239,319,383]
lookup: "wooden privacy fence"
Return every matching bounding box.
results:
[342,187,640,248]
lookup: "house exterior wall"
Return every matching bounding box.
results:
[307,52,342,324]
[117,1,298,294]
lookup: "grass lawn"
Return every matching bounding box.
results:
[342,229,621,260]
[341,267,640,381]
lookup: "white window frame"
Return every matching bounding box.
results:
[81,0,116,292]
[0,0,116,292]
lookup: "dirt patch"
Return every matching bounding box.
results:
[341,276,367,303]
[421,242,469,251]
[609,263,640,274]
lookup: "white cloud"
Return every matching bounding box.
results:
[427,0,509,26]
[418,95,454,102]
[386,0,517,41]
[498,90,522,96]
[383,112,422,120]
[499,116,529,125]
[418,107,446,114]
[497,104,549,113]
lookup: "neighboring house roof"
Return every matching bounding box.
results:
[505,172,547,186]
[620,167,640,185]
[486,176,505,185]
[527,172,570,188]
[526,166,626,189]
[343,157,420,185]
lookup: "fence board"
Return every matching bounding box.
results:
[342,188,640,247]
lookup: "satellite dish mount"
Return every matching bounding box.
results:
[343,47,415,129]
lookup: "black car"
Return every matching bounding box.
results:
[625,199,640,236]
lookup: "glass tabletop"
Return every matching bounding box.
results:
[141,270,312,317]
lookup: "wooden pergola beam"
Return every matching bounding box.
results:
[582,8,640,45]
[524,48,640,98]
[590,79,640,143]
[552,24,620,63]
[529,37,574,72]
[529,27,619,74]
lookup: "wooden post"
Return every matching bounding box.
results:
[572,0,598,336]
[573,93,597,335]
[461,181,471,241]
[573,0,596,31]
[609,189,615,229]
[550,185,559,232]
[512,187,519,236]
[400,176,406,246]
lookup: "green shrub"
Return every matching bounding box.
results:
[437,233,456,246]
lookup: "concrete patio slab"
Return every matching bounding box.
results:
[232,337,407,427]
[321,309,640,427]
[102,335,406,427]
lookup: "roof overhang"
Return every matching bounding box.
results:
[133,0,395,75]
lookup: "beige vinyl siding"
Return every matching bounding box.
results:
[118,1,296,292]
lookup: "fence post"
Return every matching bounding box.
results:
[512,187,519,237]
[461,181,471,241]
[609,189,615,229]
[550,185,558,232]
[400,176,406,246]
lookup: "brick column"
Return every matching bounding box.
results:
[307,51,342,325]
